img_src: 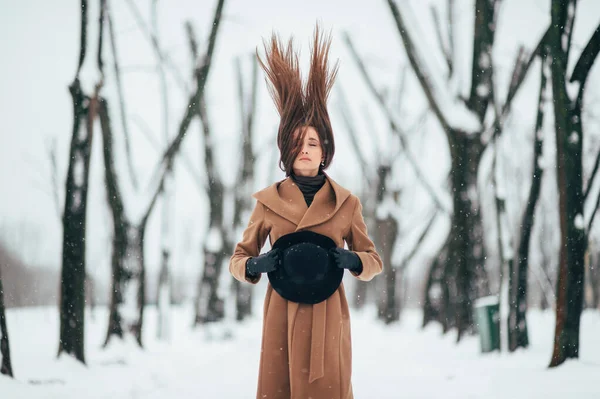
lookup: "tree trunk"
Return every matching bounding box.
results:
[99,99,146,347]
[157,250,172,340]
[377,216,399,324]
[372,165,399,322]
[195,236,226,324]
[422,238,450,332]
[0,270,13,377]
[548,0,587,367]
[58,80,93,363]
[57,0,92,364]
[508,50,551,351]
[194,90,227,324]
[445,136,488,341]
[231,55,258,321]
[104,221,146,347]
[100,0,225,342]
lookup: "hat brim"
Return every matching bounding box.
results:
[268,231,343,305]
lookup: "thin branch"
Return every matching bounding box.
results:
[142,0,225,220]
[399,208,440,270]
[129,115,206,192]
[106,0,138,190]
[588,184,600,232]
[361,100,383,157]
[335,85,371,185]
[185,22,199,69]
[47,137,63,221]
[585,148,600,201]
[151,0,171,150]
[571,23,600,99]
[385,0,452,133]
[396,65,408,114]
[447,0,455,77]
[343,31,450,214]
[482,28,550,144]
[76,0,88,77]
[430,5,452,75]
[198,94,218,186]
[98,0,106,78]
[125,0,190,93]
[505,28,551,110]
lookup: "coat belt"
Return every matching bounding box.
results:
[309,300,327,383]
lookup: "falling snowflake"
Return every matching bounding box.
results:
[569,132,579,144]
[574,214,584,230]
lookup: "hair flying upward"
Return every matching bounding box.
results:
[256,24,339,175]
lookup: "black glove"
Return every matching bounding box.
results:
[246,249,280,277]
[330,247,363,274]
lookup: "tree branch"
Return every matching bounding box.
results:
[466,0,499,121]
[482,27,550,144]
[47,137,63,221]
[129,115,206,192]
[588,183,600,232]
[430,5,452,76]
[335,85,372,185]
[585,148,600,201]
[97,0,107,79]
[447,0,455,76]
[571,23,600,99]
[125,0,190,93]
[386,0,452,133]
[343,31,450,214]
[76,0,88,77]
[399,208,440,270]
[106,0,138,190]
[143,0,225,221]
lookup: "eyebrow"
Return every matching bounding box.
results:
[308,137,319,142]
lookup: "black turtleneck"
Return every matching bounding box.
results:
[291,172,326,207]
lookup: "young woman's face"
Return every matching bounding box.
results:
[292,126,323,177]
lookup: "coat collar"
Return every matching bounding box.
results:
[253,173,351,231]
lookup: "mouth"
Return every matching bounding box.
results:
[299,158,311,161]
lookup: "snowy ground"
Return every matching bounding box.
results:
[2,303,600,399]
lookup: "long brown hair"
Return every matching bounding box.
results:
[257,24,339,176]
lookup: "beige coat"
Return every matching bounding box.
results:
[229,174,382,399]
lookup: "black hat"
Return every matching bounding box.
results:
[267,231,343,305]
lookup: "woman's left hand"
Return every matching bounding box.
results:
[329,247,363,274]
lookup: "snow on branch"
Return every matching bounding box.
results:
[386,0,481,135]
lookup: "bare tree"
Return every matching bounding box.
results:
[505,49,552,351]
[100,0,226,346]
[228,54,260,321]
[340,37,451,313]
[58,0,99,363]
[386,0,547,340]
[548,0,600,367]
[0,268,13,378]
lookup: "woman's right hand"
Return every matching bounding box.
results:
[246,248,280,276]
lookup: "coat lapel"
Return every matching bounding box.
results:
[253,173,351,231]
[253,178,307,226]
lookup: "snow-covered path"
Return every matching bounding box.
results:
[2,304,599,398]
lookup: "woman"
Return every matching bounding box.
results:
[229,25,382,399]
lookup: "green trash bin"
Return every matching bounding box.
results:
[473,296,500,353]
